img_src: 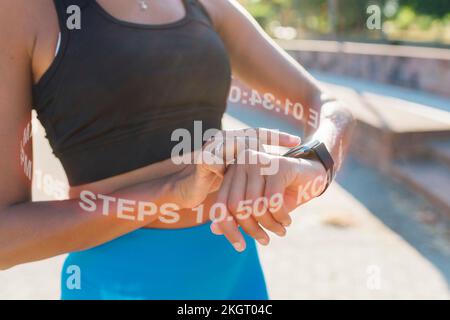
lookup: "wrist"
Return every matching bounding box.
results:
[130,174,182,209]
[296,157,327,180]
[284,139,335,196]
[308,158,327,178]
[287,158,327,203]
[293,158,328,198]
[164,173,186,209]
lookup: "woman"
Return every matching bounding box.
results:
[0,0,354,299]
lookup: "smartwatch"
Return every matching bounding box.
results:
[283,140,335,196]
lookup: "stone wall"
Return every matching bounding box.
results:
[280,40,450,98]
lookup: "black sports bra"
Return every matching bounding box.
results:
[32,0,232,186]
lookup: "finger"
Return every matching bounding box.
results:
[210,222,223,235]
[196,150,226,178]
[204,135,252,167]
[253,128,301,147]
[228,164,270,244]
[265,176,292,227]
[223,128,300,146]
[284,188,300,211]
[243,173,271,244]
[273,202,292,228]
[215,165,247,252]
[216,129,301,163]
[246,164,286,237]
[212,214,246,253]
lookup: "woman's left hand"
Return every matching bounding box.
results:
[211,149,327,251]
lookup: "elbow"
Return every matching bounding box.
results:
[0,243,18,271]
[332,99,355,124]
[342,104,356,125]
[0,246,15,270]
[334,100,356,129]
[0,256,13,271]
[0,243,10,270]
[343,106,356,130]
[321,98,356,127]
[0,250,24,270]
[0,239,14,271]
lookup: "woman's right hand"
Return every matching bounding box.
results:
[167,128,301,210]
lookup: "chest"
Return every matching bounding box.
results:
[31,0,203,86]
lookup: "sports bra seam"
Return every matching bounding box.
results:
[34,4,217,97]
[33,0,72,94]
[191,0,214,26]
[91,0,192,30]
[55,114,223,156]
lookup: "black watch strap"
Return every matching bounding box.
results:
[283,140,335,196]
[312,142,335,195]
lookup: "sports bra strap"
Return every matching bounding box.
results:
[61,0,91,8]
[53,0,90,33]
[185,0,214,27]
[54,0,213,30]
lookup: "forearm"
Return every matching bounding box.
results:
[0,176,173,270]
[145,191,220,229]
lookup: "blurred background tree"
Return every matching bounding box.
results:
[239,0,450,46]
[404,0,449,18]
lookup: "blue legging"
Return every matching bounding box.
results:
[61,223,268,300]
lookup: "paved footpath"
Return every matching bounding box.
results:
[1,100,449,300]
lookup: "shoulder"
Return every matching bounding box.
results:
[0,0,48,56]
[197,0,244,31]
[0,0,43,34]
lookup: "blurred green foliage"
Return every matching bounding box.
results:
[402,0,449,18]
[239,0,450,45]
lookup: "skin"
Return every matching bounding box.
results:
[0,0,354,269]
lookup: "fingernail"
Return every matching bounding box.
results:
[282,220,292,227]
[276,230,287,237]
[257,238,269,246]
[233,242,244,252]
[210,223,221,235]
